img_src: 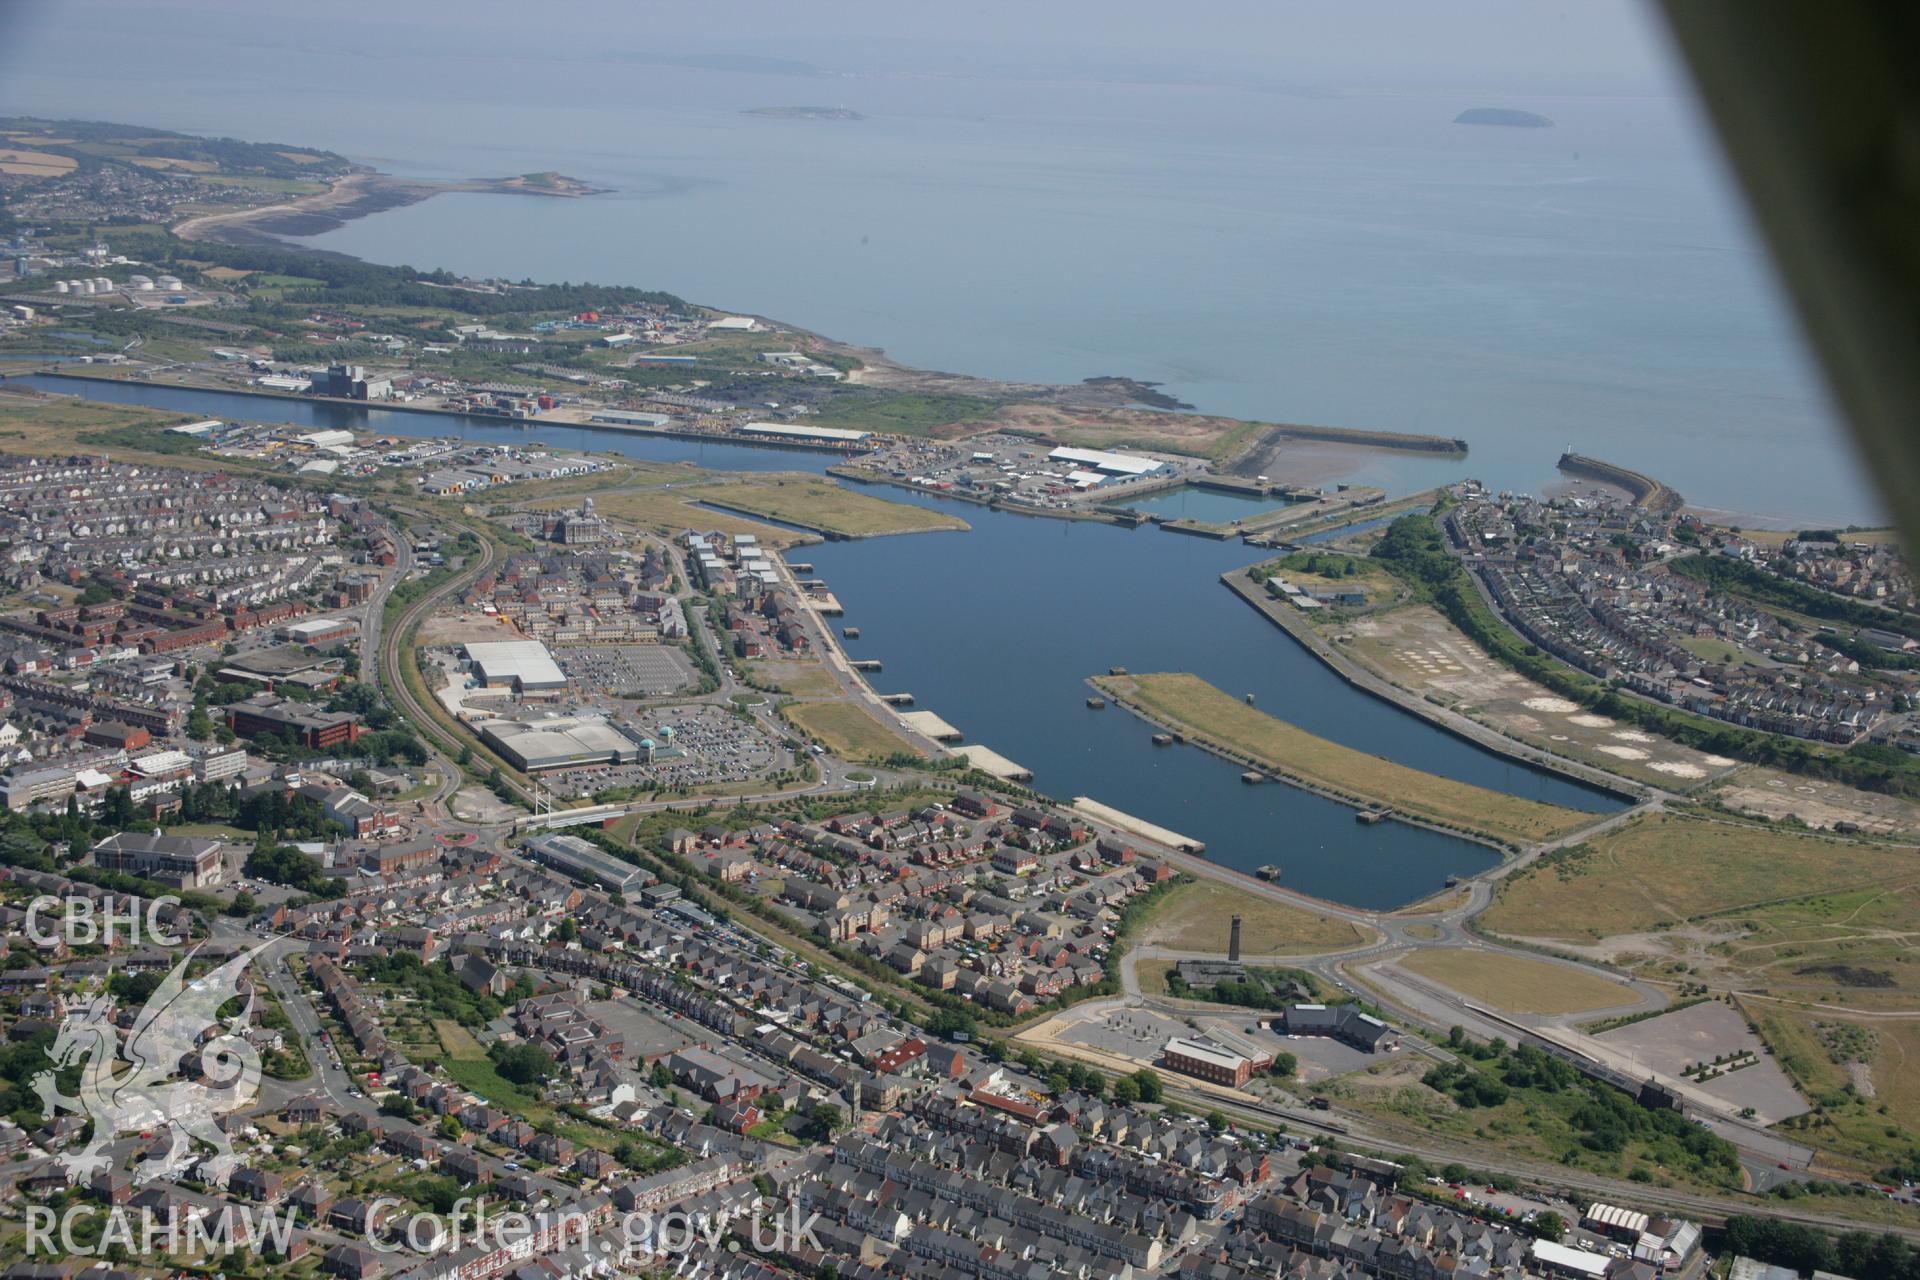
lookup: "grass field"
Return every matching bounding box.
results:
[783,699,924,762]
[574,488,802,546]
[1676,635,1750,666]
[0,147,78,176]
[0,395,245,471]
[510,460,702,504]
[811,390,1000,437]
[1741,1000,1920,1176]
[1395,948,1636,1015]
[1481,812,1920,944]
[745,658,842,699]
[1096,672,1588,846]
[433,1018,486,1058]
[1139,877,1371,956]
[683,474,968,537]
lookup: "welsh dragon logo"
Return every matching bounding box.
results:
[33,941,272,1183]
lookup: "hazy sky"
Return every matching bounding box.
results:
[1,1,1682,97]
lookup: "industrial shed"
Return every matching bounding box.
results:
[479,715,647,772]
[464,640,568,692]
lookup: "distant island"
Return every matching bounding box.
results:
[1454,107,1553,128]
[744,106,865,121]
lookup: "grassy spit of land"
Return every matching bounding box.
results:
[1092,671,1591,847]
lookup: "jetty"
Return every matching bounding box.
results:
[1086,696,1106,710]
[1241,771,1264,784]
[1556,450,1683,515]
[850,659,883,672]
[1072,796,1206,854]
[879,693,914,705]
[1151,733,1174,747]
[1356,808,1390,825]
[1257,865,1283,882]
[843,625,861,639]
[953,744,1033,781]
[900,710,963,742]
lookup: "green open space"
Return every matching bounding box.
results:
[1319,1035,1745,1193]
[1395,949,1636,1016]
[1481,811,1920,945]
[1137,875,1371,956]
[810,389,1000,436]
[682,474,969,537]
[783,699,925,762]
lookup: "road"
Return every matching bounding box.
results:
[225,918,574,1201]
[359,507,1870,1220]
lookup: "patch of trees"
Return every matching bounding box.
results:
[1424,1039,1738,1182]
[488,1041,555,1088]
[244,840,345,898]
[361,953,506,1030]
[1723,1216,1920,1280]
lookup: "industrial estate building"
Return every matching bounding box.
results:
[464,640,569,692]
[478,714,649,773]
[523,832,646,892]
[1275,1003,1394,1051]
[1045,445,1174,488]
[737,422,872,446]
[1163,1036,1260,1088]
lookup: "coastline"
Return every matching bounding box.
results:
[172,168,608,249]
[165,169,1482,457]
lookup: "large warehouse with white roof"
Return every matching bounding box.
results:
[464,640,568,692]
[738,422,872,445]
[1046,446,1173,485]
[478,714,648,772]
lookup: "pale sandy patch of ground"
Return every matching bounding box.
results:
[1712,767,1920,835]
[418,609,523,646]
[1651,761,1706,779]
[1598,745,1649,760]
[451,786,519,824]
[1343,605,1734,789]
[1848,1062,1876,1098]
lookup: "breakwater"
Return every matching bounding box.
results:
[1556,451,1682,514]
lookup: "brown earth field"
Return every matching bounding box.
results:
[1710,766,1920,836]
